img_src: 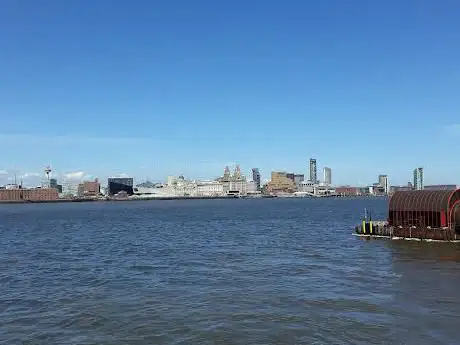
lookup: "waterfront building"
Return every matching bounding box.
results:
[100,186,107,196]
[360,186,372,195]
[315,184,335,196]
[390,185,412,193]
[174,177,198,197]
[286,173,295,183]
[294,174,304,187]
[335,186,360,196]
[167,176,177,186]
[61,182,78,197]
[309,158,317,183]
[252,168,261,191]
[246,181,258,193]
[423,184,459,191]
[299,180,315,194]
[0,188,59,201]
[323,167,332,185]
[196,181,224,197]
[132,185,176,198]
[217,165,248,195]
[219,165,248,196]
[413,167,424,190]
[77,179,101,197]
[267,172,296,193]
[108,177,134,195]
[378,174,389,194]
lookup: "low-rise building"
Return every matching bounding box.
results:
[78,179,101,197]
[335,186,360,196]
[423,184,458,191]
[390,186,412,193]
[299,181,315,193]
[196,181,224,197]
[108,177,134,196]
[315,184,336,196]
[0,188,59,201]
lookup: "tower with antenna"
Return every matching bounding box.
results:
[44,165,52,188]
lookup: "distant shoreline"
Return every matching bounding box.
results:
[0,194,388,205]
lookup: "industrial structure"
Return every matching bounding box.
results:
[356,189,460,241]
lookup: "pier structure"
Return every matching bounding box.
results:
[356,189,460,241]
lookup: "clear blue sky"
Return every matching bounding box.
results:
[1,0,459,186]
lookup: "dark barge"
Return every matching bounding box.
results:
[355,189,460,242]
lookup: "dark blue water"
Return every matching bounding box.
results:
[1,198,460,344]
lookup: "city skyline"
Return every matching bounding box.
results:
[1,2,460,185]
[0,161,447,189]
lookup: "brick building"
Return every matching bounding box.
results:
[0,188,59,201]
[335,186,360,196]
[77,179,101,197]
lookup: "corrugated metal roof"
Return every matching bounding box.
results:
[389,190,452,212]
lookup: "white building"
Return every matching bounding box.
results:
[223,180,248,196]
[299,181,315,194]
[315,184,336,196]
[299,181,335,196]
[132,185,177,198]
[378,174,389,194]
[62,182,78,197]
[196,181,224,197]
[323,167,332,185]
[167,176,177,187]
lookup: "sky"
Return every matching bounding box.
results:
[1,0,459,187]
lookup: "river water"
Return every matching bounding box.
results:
[1,198,460,344]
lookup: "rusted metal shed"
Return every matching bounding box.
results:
[389,189,460,231]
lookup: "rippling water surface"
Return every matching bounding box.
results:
[1,198,460,344]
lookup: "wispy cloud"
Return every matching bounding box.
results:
[64,171,85,180]
[20,172,41,179]
[62,171,94,181]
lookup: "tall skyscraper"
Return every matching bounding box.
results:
[252,168,261,191]
[323,167,332,185]
[413,167,424,190]
[309,158,317,183]
[378,174,389,194]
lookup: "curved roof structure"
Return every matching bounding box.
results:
[389,189,460,229]
[389,190,453,212]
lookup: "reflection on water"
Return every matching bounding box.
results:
[1,198,460,345]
